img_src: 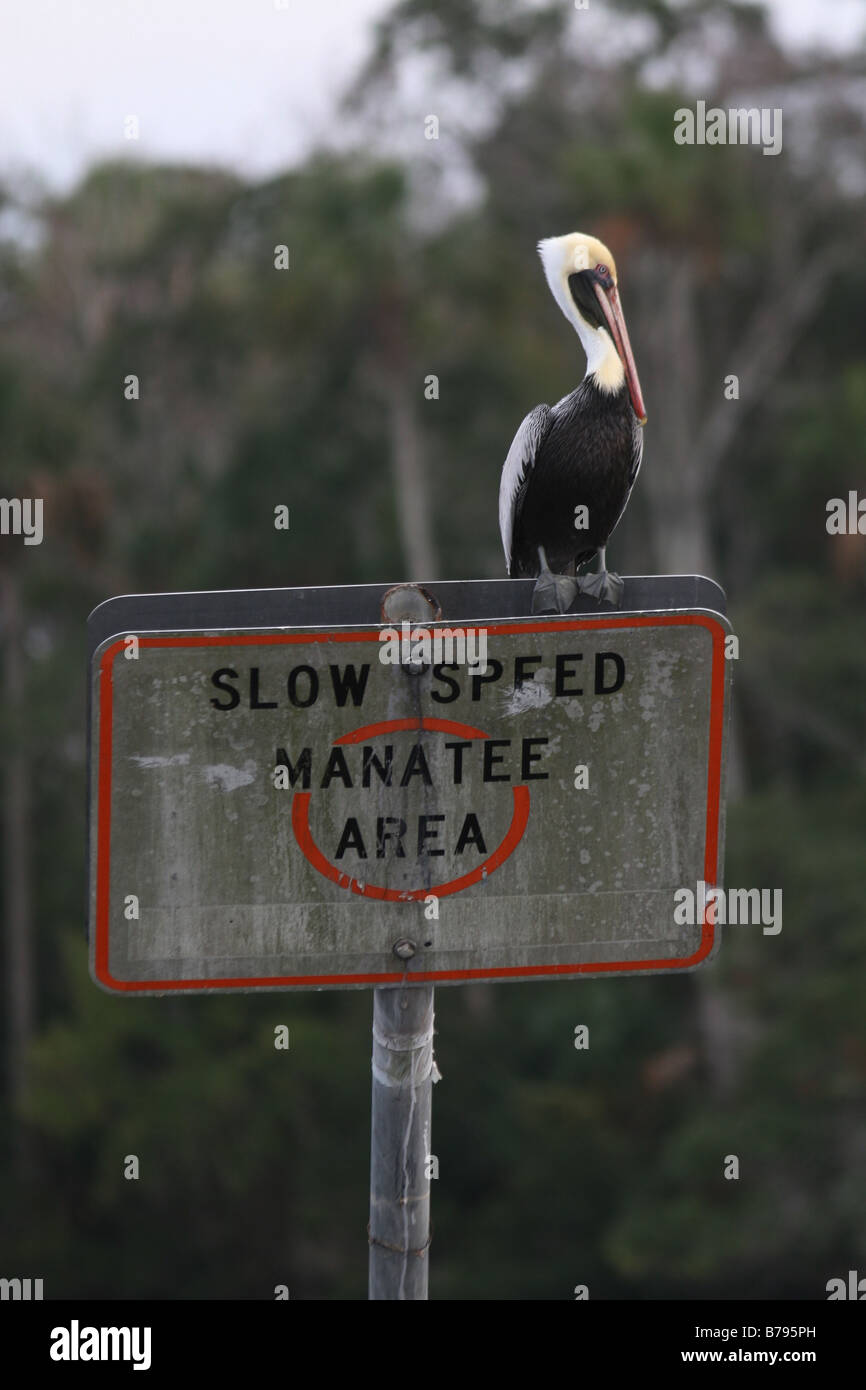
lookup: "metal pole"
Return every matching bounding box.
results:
[368,984,435,1299]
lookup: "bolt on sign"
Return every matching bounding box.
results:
[86,579,733,994]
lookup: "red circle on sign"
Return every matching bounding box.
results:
[290,716,531,901]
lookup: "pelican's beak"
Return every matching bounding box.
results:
[593,281,647,425]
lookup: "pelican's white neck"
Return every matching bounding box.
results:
[538,238,625,395]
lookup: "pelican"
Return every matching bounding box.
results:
[499,232,647,612]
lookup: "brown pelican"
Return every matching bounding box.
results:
[499,232,647,611]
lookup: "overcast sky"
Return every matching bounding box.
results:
[1,0,863,194]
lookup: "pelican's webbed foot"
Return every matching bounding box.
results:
[575,569,624,607]
[531,546,578,615]
[574,546,623,608]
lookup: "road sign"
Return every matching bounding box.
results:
[87,578,732,994]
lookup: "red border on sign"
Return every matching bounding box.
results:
[93,615,728,991]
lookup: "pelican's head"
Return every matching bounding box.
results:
[538,232,646,425]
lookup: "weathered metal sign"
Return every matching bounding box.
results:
[87,591,732,994]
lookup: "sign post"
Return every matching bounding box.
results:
[368,983,435,1300]
[87,574,733,1298]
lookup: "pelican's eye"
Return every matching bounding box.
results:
[594,263,615,290]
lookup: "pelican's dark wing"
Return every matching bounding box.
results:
[628,421,644,493]
[605,419,645,544]
[498,404,552,576]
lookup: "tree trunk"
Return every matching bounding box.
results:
[373,281,439,582]
[383,370,438,580]
[1,569,33,1125]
